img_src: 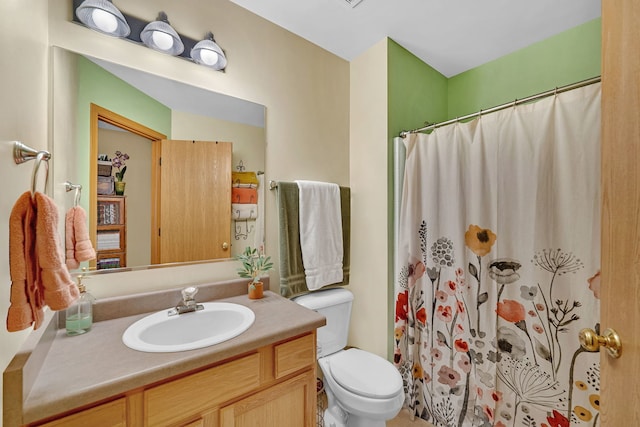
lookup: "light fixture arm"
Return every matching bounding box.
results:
[156,11,170,24]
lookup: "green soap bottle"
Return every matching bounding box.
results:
[65,275,95,336]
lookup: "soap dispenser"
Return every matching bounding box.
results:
[66,274,95,336]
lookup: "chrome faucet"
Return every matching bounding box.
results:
[168,286,205,316]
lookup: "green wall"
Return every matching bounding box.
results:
[387,18,601,136]
[448,18,601,118]
[387,39,448,141]
[77,56,171,137]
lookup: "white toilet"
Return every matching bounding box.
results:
[294,288,404,427]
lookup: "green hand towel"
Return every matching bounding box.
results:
[278,182,350,298]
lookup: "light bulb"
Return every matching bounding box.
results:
[199,49,219,66]
[152,31,174,51]
[92,8,118,34]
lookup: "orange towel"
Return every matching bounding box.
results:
[65,206,96,270]
[35,192,79,311]
[6,192,79,332]
[7,192,41,331]
[232,187,258,204]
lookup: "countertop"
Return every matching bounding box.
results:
[5,285,325,426]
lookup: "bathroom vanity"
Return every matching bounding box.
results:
[4,280,325,427]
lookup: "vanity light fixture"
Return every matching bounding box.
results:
[75,0,130,37]
[140,12,184,56]
[190,32,227,71]
[72,0,227,71]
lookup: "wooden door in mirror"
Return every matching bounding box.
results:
[151,140,232,264]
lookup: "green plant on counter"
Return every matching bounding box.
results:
[236,246,274,290]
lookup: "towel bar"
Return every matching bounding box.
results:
[65,181,83,206]
[14,141,51,196]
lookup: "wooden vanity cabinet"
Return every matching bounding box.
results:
[36,399,127,427]
[30,333,317,427]
[219,370,315,426]
[144,353,262,426]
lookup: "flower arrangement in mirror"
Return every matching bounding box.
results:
[112,151,129,182]
[236,246,273,299]
[112,151,129,195]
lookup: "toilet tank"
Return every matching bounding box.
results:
[293,288,353,358]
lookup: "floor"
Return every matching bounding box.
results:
[317,389,434,427]
[387,409,434,427]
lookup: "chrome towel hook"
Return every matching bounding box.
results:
[13,141,43,164]
[65,181,82,206]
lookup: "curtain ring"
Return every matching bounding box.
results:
[31,151,50,197]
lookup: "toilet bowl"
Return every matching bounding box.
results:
[319,348,404,427]
[293,288,404,427]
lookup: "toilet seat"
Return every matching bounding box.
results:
[328,348,403,399]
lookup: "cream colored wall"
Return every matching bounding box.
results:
[1,1,350,422]
[349,39,389,358]
[0,1,50,421]
[171,111,265,177]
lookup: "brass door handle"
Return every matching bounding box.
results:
[221,242,229,250]
[579,328,622,358]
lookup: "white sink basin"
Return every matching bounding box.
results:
[122,302,255,353]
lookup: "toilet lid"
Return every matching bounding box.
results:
[328,348,402,399]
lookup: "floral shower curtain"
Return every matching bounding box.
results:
[394,83,601,427]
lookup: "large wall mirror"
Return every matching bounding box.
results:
[52,47,266,274]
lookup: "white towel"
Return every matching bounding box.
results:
[296,180,343,290]
[232,203,258,220]
[232,183,258,189]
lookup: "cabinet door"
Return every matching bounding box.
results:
[145,354,260,427]
[37,398,126,427]
[219,371,316,427]
[274,333,315,379]
[180,418,205,427]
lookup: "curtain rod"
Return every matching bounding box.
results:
[400,76,601,138]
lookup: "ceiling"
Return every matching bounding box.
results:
[229,0,601,77]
